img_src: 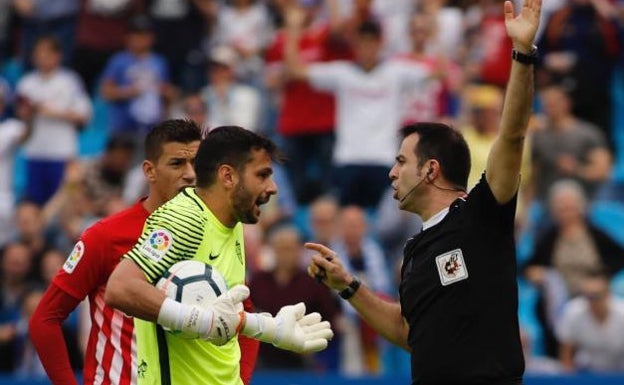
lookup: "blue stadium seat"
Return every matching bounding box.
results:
[589,201,624,247]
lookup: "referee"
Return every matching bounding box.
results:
[305,0,541,383]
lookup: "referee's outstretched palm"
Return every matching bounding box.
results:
[504,0,541,52]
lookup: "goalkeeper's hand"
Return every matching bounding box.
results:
[241,302,333,353]
[157,285,249,345]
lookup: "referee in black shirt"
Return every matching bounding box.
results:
[305,0,541,383]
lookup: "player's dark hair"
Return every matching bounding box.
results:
[400,122,471,190]
[357,20,382,39]
[194,126,282,188]
[144,119,202,162]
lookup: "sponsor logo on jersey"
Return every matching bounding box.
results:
[435,248,468,286]
[140,229,173,263]
[235,240,242,265]
[137,360,147,378]
[63,241,85,273]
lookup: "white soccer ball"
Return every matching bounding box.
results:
[156,260,228,338]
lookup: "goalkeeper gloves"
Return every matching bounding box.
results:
[157,284,249,345]
[241,302,333,353]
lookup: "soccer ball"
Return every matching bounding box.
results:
[156,260,228,338]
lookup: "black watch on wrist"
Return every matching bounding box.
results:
[338,277,361,300]
[511,45,538,65]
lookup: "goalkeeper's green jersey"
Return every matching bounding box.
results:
[124,187,246,385]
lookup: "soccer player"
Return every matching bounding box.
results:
[305,0,541,384]
[105,126,333,385]
[28,120,257,385]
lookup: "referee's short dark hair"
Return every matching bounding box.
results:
[400,122,471,190]
[144,119,202,162]
[194,126,282,188]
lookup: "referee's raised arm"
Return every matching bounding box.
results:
[486,0,542,204]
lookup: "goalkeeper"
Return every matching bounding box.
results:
[105,126,333,385]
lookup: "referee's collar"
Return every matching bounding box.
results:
[422,207,450,231]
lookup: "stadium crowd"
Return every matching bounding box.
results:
[1,0,624,380]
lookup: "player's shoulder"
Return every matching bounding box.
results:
[86,201,149,238]
[150,189,208,229]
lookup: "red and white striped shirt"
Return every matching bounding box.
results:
[53,201,149,385]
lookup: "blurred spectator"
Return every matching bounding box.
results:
[13,0,79,67]
[464,0,513,87]
[520,328,563,375]
[374,187,421,266]
[331,205,390,373]
[0,0,12,61]
[524,180,624,357]
[396,12,462,126]
[16,36,92,206]
[81,136,135,217]
[201,46,262,131]
[101,16,174,138]
[39,248,64,285]
[531,84,612,203]
[285,13,430,208]
[73,0,142,93]
[171,93,210,131]
[0,242,34,372]
[557,272,624,372]
[264,0,349,205]
[461,85,531,193]
[538,0,619,143]
[418,0,464,62]
[210,0,273,84]
[249,225,341,371]
[148,0,208,92]
[0,79,31,248]
[13,287,45,379]
[14,201,52,277]
[308,195,340,245]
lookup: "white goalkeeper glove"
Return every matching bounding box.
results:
[241,302,333,353]
[157,284,249,345]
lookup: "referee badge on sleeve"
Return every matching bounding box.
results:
[435,248,468,286]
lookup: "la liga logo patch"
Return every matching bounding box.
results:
[149,230,171,251]
[63,241,85,273]
[140,229,173,262]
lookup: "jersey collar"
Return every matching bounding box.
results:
[422,207,450,231]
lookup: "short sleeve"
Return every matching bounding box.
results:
[308,61,349,92]
[464,173,517,230]
[53,225,107,301]
[124,204,205,284]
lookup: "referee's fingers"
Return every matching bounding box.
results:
[304,242,333,256]
[311,254,336,271]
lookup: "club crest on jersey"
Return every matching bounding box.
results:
[63,241,85,273]
[140,229,173,263]
[435,248,468,286]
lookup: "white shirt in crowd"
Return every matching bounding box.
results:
[309,60,428,167]
[0,118,26,246]
[557,296,624,372]
[17,68,92,160]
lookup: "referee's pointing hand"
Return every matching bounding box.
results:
[305,242,353,292]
